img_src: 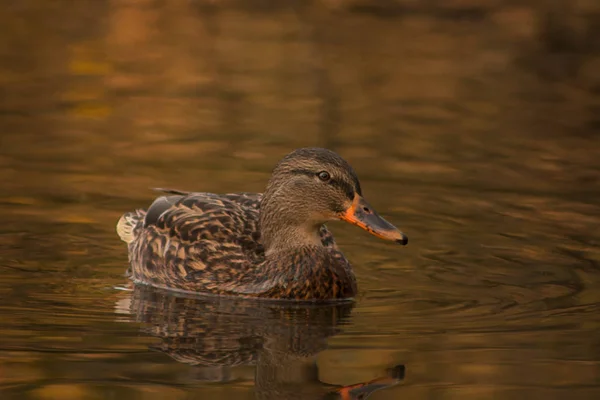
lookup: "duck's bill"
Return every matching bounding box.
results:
[339,195,408,245]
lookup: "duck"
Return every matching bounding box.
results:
[116,147,407,301]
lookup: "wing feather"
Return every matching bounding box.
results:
[124,190,338,295]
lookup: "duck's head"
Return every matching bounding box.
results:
[259,148,407,253]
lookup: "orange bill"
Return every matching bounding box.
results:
[339,195,407,245]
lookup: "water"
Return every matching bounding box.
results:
[1,1,600,399]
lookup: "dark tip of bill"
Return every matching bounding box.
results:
[396,235,408,246]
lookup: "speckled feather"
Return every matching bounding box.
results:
[119,189,356,301]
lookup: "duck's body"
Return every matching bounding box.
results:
[117,148,406,301]
[118,190,356,300]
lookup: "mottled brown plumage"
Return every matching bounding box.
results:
[117,148,407,301]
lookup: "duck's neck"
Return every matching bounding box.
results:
[259,187,324,257]
[261,224,323,257]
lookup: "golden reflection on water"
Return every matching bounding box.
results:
[1,1,600,399]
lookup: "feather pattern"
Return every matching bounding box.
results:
[117,148,405,301]
[118,191,354,301]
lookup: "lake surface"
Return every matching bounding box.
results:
[1,1,600,399]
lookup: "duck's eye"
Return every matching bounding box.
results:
[317,171,331,181]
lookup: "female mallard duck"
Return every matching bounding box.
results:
[117,148,407,301]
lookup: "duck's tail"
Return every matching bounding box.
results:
[116,209,146,244]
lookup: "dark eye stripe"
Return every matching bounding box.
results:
[329,179,355,200]
[290,169,356,200]
[289,169,316,178]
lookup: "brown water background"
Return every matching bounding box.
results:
[1,1,600,399]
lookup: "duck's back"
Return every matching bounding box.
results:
[117,190,338,297]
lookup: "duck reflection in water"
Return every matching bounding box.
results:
[116,285,405,399]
